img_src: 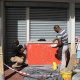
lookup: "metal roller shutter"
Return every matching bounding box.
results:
[30,8,67,41]
[5,8,26,63]
[75,9,80,37]
[5,2,69,8]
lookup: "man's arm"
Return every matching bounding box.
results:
[56,39,62,47]
[20,45,26,53]
[53,38,58,42]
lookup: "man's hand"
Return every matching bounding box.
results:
[20,45,26,53]
[53,38,58,43]
[51,43,58,48]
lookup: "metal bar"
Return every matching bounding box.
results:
[26,7,30,42]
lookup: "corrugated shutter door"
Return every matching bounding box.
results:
[75,9,80,37]
[6,8,26,63]
[30,8,67,41]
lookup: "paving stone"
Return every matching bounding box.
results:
[72,72,80,80]
[23,66,63,80]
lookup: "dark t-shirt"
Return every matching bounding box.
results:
[12,44,23,56]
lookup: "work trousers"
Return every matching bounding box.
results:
[60,45,69,70]
[11,55,25,68]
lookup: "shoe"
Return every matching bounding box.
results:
[15,65,22,67]
[13,68,17,71]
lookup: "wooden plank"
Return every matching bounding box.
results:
[66,54,77,72]
[0,47,4,74]
[71,43,75,54]
[0,57,4,74]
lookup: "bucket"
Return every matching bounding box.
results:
[61,68,72,80]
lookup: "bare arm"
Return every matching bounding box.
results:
[53,38,58,43]
[56,39,62,47]
[20,45,26,53]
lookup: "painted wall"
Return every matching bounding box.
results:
[27,43,61,65]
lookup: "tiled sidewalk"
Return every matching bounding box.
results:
[4,66,24,80]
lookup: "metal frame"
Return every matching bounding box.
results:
[3,0,80,3]
[26,7,30,42]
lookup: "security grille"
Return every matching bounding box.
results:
[5,8,26,63]
[75,9,80,37]
[30,8,67,41]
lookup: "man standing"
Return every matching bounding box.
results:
[53,25,69,70]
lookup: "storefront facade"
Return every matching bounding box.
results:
[0,0,79,65]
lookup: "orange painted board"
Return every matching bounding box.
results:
[27,43,61,65]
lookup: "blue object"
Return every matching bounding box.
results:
[77,51,80,58]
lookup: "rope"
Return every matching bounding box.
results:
[4,63,61,77]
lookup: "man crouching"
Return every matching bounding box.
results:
[10,40,26,68]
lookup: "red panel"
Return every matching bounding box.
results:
[27,43,61,65]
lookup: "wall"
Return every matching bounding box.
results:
[0,1,6,63]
